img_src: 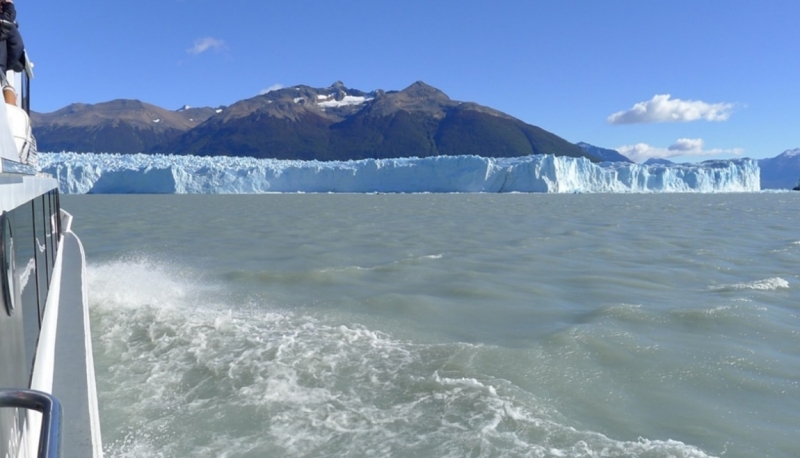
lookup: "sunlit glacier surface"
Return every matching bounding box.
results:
[39,153,761,194]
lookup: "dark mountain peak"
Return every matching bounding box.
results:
[51,99,147,116]
[221,86,328,123]
[93,99,152,112]
[362,81,453,119]
[61,102,88,113]
[216,82,380,124]
[400,81,449,100]
[109,98,145,106]
[406,80,434,89]
[327,81,350,101]
[36,99,168,128]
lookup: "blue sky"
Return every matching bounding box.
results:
[21,0,800,161]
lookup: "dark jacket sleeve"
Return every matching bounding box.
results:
[0,3,16,23]
[6,26,23,72]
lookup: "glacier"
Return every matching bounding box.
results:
[38,152,761,194]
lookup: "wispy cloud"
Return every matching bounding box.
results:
[608,94,734,124]
[187,37,227,56]
[259,84,284,95]
[617,138,744,163]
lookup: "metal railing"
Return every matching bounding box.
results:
[0,389,61,458]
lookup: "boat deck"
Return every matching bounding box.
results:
[50,224,102,457]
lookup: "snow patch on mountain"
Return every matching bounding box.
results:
[38,153,761,194]
[318,95,373,108]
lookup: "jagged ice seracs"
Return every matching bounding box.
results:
[38,153,761,194]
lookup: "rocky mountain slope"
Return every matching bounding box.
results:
[758,148,800,189]
[33,81,596,162]
[31,100,217,154]
[576,142,632,163]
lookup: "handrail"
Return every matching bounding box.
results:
[0,389,61,458]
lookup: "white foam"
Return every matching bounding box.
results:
[710,277,790,292]
[91,258,716,458]
[422,254,444,260]
[317,253,443,274]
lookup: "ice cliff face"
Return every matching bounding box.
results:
[38,153,761,194]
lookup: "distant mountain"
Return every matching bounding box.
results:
[156,81,595,161]
[643,158,675,166]
[31,100,218,154]
[34,81,598,162]
[759,148,800,189]
[575,142,633,163]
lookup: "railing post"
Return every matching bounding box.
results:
[0,389,62,458]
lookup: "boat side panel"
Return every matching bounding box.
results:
[1,189,61,457]
[0,201,26,457]
[0,176,58,214]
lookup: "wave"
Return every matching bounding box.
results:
[317,253,446,273]
[709,277,790,292]
[89,258,716,458]
[220,253,446,286]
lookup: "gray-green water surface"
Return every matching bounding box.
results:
[63,193,800,458]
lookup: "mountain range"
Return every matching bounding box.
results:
[32,81,595,162]
[30,82,800,189]
[31,100,218,154]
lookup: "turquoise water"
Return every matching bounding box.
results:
[63,194,800,457]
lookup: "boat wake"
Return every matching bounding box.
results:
[89,257,716,458]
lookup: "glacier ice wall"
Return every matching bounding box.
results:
[38,153,761,194]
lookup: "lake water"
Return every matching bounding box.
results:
[62,193,800,458]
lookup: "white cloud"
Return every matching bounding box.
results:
[259,84,284,95]
[668,138,705,152]
[187,37,227,56]
[617,138,744,163]
[608,94,734,124]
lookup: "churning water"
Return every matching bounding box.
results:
[62,193,800,458]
